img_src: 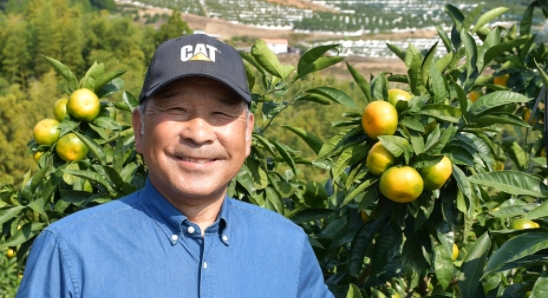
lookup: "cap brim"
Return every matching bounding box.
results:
[143,74,251,104]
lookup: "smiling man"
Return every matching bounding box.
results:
[17,34,334,298]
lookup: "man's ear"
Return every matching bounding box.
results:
[245,112,254,156]
[132,109,144,154]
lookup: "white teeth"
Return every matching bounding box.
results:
[183,158,211,164]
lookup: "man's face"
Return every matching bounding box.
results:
[132,77,254,207]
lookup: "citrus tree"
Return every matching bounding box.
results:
[2,3,548,298]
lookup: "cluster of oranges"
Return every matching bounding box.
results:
[361,89,453,204]
[33,88,101,162]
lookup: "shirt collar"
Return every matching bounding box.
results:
[139,178,231,245]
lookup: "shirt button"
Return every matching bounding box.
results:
[222,235,228,242]
[187,226,195,234]
[203,262,208,269]
[171,234,178,241]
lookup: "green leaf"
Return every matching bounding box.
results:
[0,205,25,225]
[289,209,334,224]
[462,3,485,32]
[42,55,78,91]
[458,232,491,297]
[472,7,509,33]
[242,60,256,92]
[306,87,358,109]
[469,171,548,197]
[2,222,46,247]
[489,203,538,218]
[346,62,372,104]
[484,232,548,277]
[349,220,381,276]
[531,270,548,298]
[333,145,368,180]
[436,26,452,53]
[434,244,453,289]
[444,4,465,32]
[418,104,462,123]
[401,117,425,132]
[453,165,473,215]
[378,135,409,158]
[62,169,115,193]
[476,113,531,127]
[386,42,406,61]
[429,59,448,103]
[460,30,478,81]
[27,197,45,217]
[251,40,284,79]
[421,42,438,86]
[295,93,331,105]
[469,91,530,117]
[95,70,126,94]
[520,2,536,36]
[123,91,139,110]
[527,200,548,220]
[80,61,104,91]
[371,74,389,101]
[92,117,123,131]
[534,59,548,89]
[482,37,529,70]
[297,44,344,79]
[343,178,378,206]
[265,186,284,215]
[435,52,453,73]
[271,141,297,176]
[280,125,323,155]
[73,132,106,165]
[96,77,124,99]
[346,284,362,298]
[477,28,501,71]
[406,44,424,94]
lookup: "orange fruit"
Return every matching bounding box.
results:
[418,156,452,191]
[33,119,61,146]
[55,133,89,162]
[361,101,398,140]
[495,160,504,171]
[366,141,396,176]
[493,74,509,87]
[452,243,459,261]
[33,151,43,162]
[387,88,412,107]
[468,89,482,103]
[6,248,16,258]
[541,148,546,157]
[511,218,540,230]
[360,210,371,222]
[522,108,537,124]
[379,166,424,203]
[67,88,100,122]
[53,98,69,121]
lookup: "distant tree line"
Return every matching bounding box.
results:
[0,0,192,186]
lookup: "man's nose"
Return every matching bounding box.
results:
[179,116,215,145]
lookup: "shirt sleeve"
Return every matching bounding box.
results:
[296,234,334,298]
[16,230,76,298]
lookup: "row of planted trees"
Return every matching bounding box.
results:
[2,2,548,298]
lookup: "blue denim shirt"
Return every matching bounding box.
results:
[17,179,333,298]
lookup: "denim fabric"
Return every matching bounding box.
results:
[17,179,333,298]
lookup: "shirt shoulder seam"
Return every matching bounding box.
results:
[46,205,135,232]
[46,229,80,297]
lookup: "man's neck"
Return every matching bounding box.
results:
[181,198,224,236]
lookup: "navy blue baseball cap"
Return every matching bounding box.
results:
[139,34,250,104]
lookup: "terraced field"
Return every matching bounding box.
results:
[120,0,536,33]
